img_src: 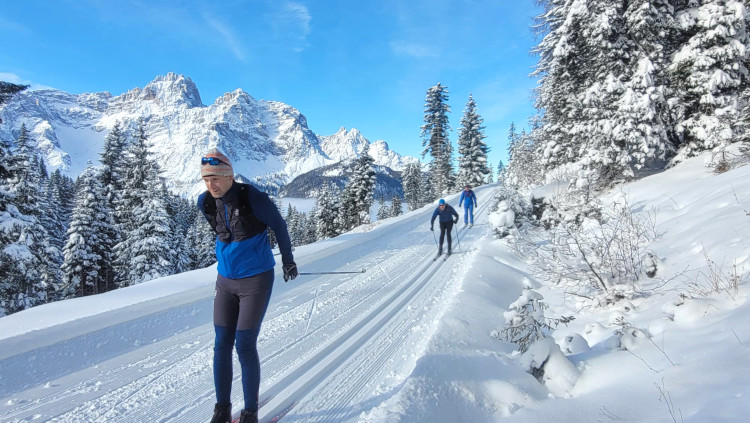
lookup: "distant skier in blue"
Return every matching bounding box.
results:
[430,199,459,255]
[459,185,477,227]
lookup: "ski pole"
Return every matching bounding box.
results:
[298,270,366,275]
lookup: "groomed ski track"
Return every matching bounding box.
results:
[0,185,498,423]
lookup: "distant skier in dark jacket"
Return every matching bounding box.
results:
[197,148,298,423]
[459,185,477,227]
[430,199,459,255]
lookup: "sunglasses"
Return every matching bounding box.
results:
[201,157,229,166]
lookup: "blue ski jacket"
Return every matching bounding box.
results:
[198,182,294,279]
[431,204,459,226]
[459,189,477,208]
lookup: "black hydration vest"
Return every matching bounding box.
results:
[201,184,268,243]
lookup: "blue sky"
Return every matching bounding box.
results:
[1,0,542,168]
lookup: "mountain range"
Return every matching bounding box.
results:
[0,73,418,198]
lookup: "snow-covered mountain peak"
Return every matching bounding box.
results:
[0,74,418,197]
[115,73,203,109]
[319,128,418,171]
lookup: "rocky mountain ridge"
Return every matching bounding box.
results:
[0,73,418,198]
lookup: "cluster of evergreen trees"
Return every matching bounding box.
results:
[0,121,215,316]
[505,0,749,189]
[0,78,496,316]
[420,83,493,197]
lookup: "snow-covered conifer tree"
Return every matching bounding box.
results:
[390,195,403,217]
[187,208,216,269]
[456,94,491,187]
[376,196,389,221]
[0,125,54,311]
[114,120,173,286]
[421,83,454,195]
[315,183,340,239]
[342,145,376,229]
[61,164,114,297]
[669,0,749,161]
[401,163,422,211]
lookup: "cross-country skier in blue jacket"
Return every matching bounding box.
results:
[459,185,477,227]
[430,199,459,255]
[197,148,298,423]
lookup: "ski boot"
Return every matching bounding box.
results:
[239,409,258,423]
[210,403,231,423]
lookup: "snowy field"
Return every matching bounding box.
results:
[1,152,749,422]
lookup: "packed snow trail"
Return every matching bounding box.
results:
[0,185,499,423]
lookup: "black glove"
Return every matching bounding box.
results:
[283,262,298,282]
[453,218,458,224]
[430,226,434,231]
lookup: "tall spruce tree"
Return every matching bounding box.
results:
[421,83,454,196]
[61,164,114,297]
[401,163,422,211]
[1,125,53,312]
[315,183,340,239]
[98,122,128,291]
[376,196,390,221]
[114,120,174,286]
[342,145,376,229]
[0,137,25,315]
[456,94,491,187]
[187,208,216,269]
[532,0,583,171]
[390,195,403,217]
[669,0,750,161]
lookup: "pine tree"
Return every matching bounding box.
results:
[532,0,585,171]
[315,183,340,239]
[376,196,390,221]
[669,0,749,161]
[421,83,454,195]
[456,94,491,187]
[114,120,173,286]
[61,164,114,297]
[341,145,376,229]
[162,186,192,274]
[187,208,216,269]
[0,138,25,315]
[401,163,422,211]
[98,122,128,291]
[0,125,53,312]
[419,171,434,206]
[390,195,403,217]
[305,204,319,244]
[620,0,676,169]
[0,81,28,106]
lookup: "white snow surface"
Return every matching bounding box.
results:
[1,153,750,422]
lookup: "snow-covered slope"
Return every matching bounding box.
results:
[1,155,749,422]
[0,73,417,197]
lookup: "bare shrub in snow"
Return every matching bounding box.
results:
[517,191,657,303]
[685,252,745,300]
[708,142,750,174]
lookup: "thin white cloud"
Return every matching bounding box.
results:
[390,40,439,59]
[268,2,311,52]
[204,15,247,62]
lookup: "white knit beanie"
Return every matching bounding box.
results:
[200,148,234,177]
